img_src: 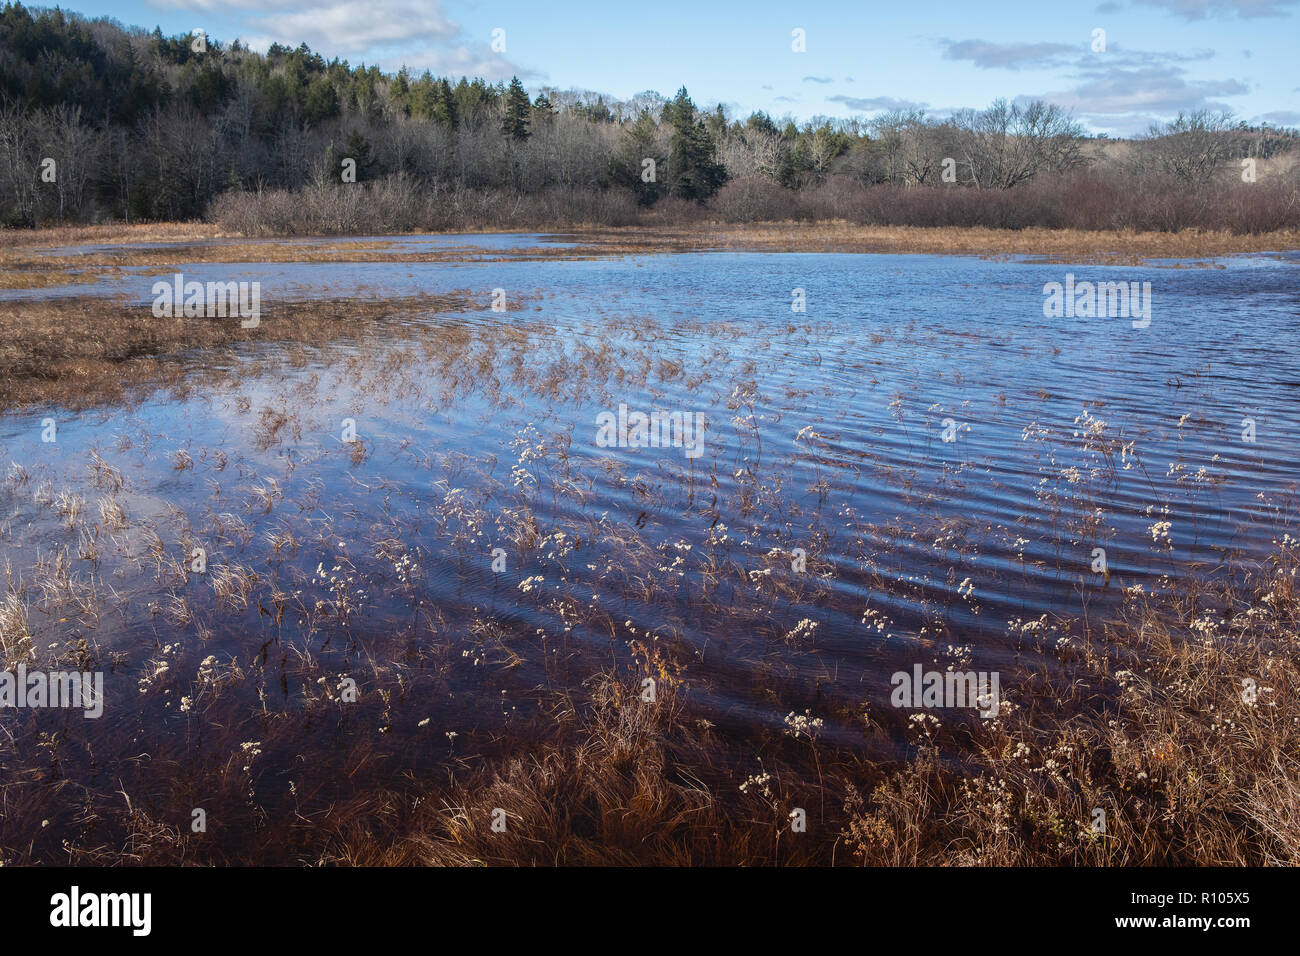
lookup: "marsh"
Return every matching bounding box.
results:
[0,232,1297,865]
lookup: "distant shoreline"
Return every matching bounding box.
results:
[4,220,1298,268]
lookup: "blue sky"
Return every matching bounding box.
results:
[61,0,1300,134]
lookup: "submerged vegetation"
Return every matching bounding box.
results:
[0,267,1296,865]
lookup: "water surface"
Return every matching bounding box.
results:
[3,235,1297,788]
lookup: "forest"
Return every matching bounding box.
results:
[1,2,1297,233]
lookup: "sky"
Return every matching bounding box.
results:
[58,0,1300,135]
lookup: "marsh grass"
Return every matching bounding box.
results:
[2,219,1296,295]
[0,265,1295,867]
[0,293,469,410]
[3,541,1294,865]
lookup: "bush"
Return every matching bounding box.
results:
[209,169,1300,237]
[211,180,642,235]
[710,178,802,222]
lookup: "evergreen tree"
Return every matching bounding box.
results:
[585,95,614,123]
[502,76,530,140]
[390,67,410,115]
[707,104,726,135]
[409,70,438,119]
[620,108,664,205]
[664,87,725,201]
[432,78,457,128]
[303,75,339,124]
[342,129,375,180]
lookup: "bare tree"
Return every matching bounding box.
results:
[141,103,221,218]
[871,110,951,185]
[1135,110,1244,184]
[214,81,261,183]
[379,115,429,179]
[625,90,668,122]
[953,99,1087,189]
[272,121,315,189]
[0,99,40,226]
[107,126,135,221]
[35,105,101,220]
[719,125,783,180]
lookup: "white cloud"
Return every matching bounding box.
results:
[257,1,457,53]
[150,0,529,78]
[941,39,1075,70]
[826,94,929,112]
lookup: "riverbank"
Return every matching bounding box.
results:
[1,222,1296,290]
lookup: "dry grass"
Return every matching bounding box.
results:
[260,540,1298,866]
[0,249,1294,867]
[0,265,123,290]
[0,222,225,250]
[635,222,1300,263]
[314,539,1300,866]
[0,293,469,410]
[1,221,1295,290]
[3,539,1293,866]
[835,545,1300,866]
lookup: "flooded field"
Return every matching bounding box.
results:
[1,234,1298,864]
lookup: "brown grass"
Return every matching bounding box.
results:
[0,237,1294,867]
[638,222,1300,263]
[3,540,1293,866]
[0,293,470,410]
[0,222,225,250]
[1,221,1295,289]
[315,541,1300,866]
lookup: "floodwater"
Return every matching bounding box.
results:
[2,235,1298,809]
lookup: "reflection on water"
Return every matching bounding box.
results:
[1,237,1297,811]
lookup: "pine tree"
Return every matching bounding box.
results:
[432,78,458,128]
[708,104,726,135]
[343,130,374,180]
[621,109,664,205]
[664,87,725,201]
[501,76,530,140]
[391,67,410,97]
[409,70,437,120]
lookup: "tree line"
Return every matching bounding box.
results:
[0,2,1295,229]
